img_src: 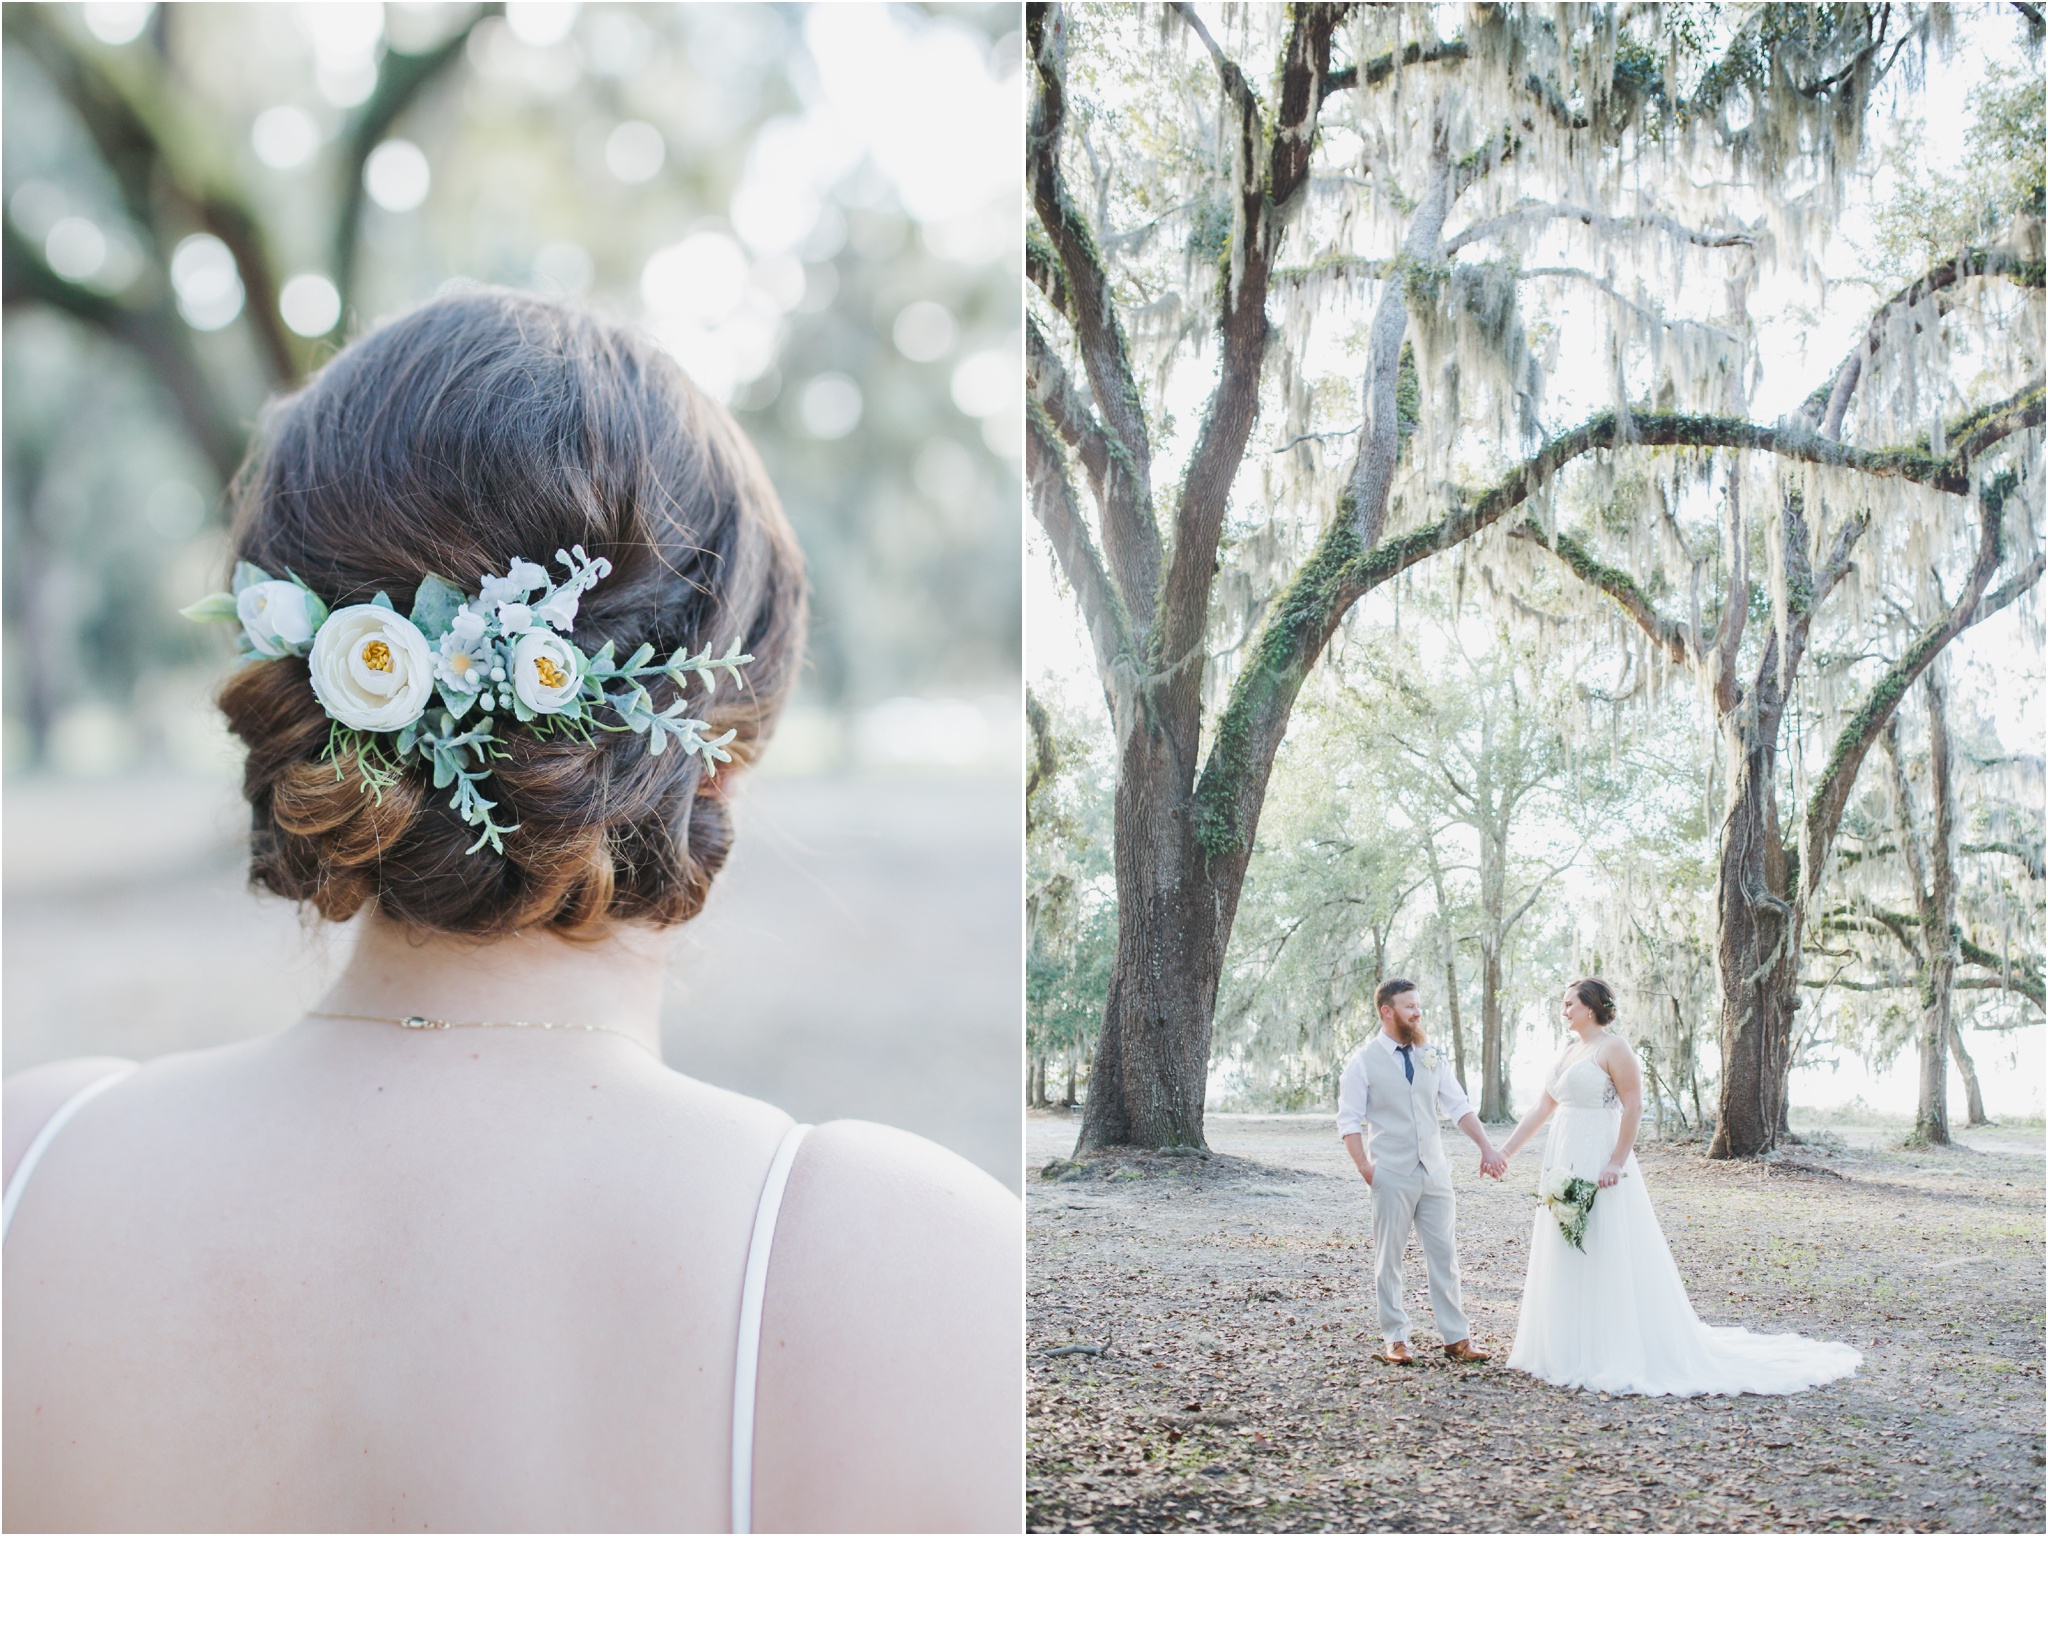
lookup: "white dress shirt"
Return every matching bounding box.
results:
[1335,1031,1476,1139]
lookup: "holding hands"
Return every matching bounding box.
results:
[1479,1144,1508,1181]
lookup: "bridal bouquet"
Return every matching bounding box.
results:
[1537,1170,1598,1252]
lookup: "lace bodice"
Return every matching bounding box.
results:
[1554,1054,1622,1110]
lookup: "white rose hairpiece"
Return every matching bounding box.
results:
[185,547,753,855]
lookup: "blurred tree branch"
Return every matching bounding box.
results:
[4,4,297,386]
[2,4,491,485]
[333,6,500,320]
[2,216,245,482]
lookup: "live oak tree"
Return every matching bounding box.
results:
[1809,662,2046,1137]
[1027,2,2044,1155]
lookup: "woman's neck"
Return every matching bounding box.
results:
[1569,1022,1604,1044]
[317,914,673,1043]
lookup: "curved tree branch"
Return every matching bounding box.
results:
[1190,398,2040,858]
[1028,314,1157,612]
[1029,2,1161,629]
[2,217,244,483]
[1444,200,1755,257]
[1322,35,1470,101]
[1804,473,2042,899]
[1508,519,1692,664]
[1273,254,1391,289]
[1027,400,1135,693]
[3,5,296,386]
[1825,904,2045,1008]
[1814,248,2046,436]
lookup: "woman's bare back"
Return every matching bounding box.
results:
[3,1027,1019,1532]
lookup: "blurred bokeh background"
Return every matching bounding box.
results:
[2,2,1022,1186]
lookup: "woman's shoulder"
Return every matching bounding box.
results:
[771,1116,1018,1301]
[1592,1031,1640,1075]
[751,1118,1020,1530]
[793,1117,1015,1215]
[3,1056,138,1191]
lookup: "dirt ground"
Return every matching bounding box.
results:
[1026,1109,2046,1533]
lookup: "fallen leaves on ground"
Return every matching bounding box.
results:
[1025,1113,2046,1534]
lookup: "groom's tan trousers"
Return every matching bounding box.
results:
[1367,1163,1468,1346]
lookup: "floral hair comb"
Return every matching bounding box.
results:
[184,547,753,855]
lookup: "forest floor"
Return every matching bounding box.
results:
[1026,1108,2045,1533]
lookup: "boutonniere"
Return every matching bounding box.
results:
[1417,1045,1442,1070]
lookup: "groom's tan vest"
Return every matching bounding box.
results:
[1360,1041,1452,1183]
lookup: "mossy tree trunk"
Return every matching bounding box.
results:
[1076,727,1253,1150]
[1949,1019,1989,1126]
[1884,660,1964,1146]
[1710,711,1801,1157]
[1423,832,1468,1093]
[1031,2,1347,1154]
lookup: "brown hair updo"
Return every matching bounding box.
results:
[1569,977,1618,1025]
[218,288,806,938]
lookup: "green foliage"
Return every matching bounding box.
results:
[1873,62,2046,280]
[1027,682,1119,1071]
[1213,575,1670,1114]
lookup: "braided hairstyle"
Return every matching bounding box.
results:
[218,288,806,938]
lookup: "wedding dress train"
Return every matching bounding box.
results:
[1507,1057,1861,1397]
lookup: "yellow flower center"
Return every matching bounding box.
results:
[534,655,568,688]
[362,640,394,673]
[449,651,473,676]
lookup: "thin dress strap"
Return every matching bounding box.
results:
[2,1066,136,1245]
[730,1122,811,1535]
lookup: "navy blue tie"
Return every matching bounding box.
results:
[1397,1045,1413,1083]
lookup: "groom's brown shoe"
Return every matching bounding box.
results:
[1373,1341,1414,1365]
[1443,1339,1490,1363]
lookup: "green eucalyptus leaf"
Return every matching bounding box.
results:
[231,562,262,594]
[180,591,241,624]
[371,589,395,611]
[410,574,465,641]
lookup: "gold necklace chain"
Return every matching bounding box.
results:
[307,1010,662,1057]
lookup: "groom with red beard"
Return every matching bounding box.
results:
[1338,977,1506,1365]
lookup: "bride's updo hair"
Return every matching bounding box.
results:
[218,288,806,938]
[1569,977,1618,1025]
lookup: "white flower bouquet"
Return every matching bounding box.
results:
[186,548,752,855]
[1537,1169,1598,1253]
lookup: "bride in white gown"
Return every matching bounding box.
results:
[1499,978,1861,1397]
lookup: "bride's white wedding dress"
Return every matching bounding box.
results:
[1507,1056,1861,1397]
